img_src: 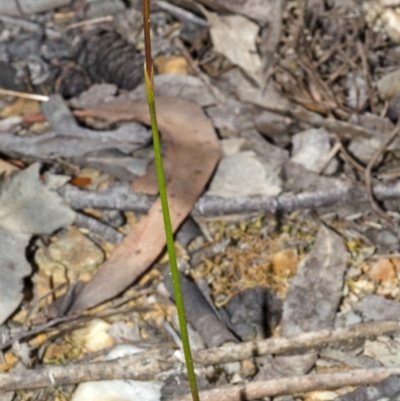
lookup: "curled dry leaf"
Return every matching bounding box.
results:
[65,97,220,311]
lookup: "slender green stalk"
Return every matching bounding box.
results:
[142,3,199,401]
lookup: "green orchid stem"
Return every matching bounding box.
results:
[142,2,199,400]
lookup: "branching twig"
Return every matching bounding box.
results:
[1,320,400,391]
[1,297,150,351]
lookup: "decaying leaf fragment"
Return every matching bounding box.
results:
[65,97,220,311]
[0,164,76,324]
[0,163,76,234]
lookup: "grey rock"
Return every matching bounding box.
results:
[354,295,400,321]
[219,287,282,341]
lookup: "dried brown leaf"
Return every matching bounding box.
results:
[66,97,220,311]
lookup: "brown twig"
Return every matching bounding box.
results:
[60,178,400,217]
[333,136,366,174]
[356,40,375,114]
[22,283,68,330]
[1,320,400,391]
[314,35,341,68]
[173,368,400,401]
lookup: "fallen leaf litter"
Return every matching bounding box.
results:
[2,0,400,400]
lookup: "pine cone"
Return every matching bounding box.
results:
[74,29,144,91]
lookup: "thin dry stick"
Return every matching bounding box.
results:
[0,88,49,102]
[22,283,67,330]
[1,300,150,352]
[317,141,341,174]
[173,367,400,401]
[333,135,366,174]
[60,179,400,217]
[357,40,376,114]
[1,320,400,391]
[380,100,390,118]
[365,123,400,224]
[65,16,114,30]
[193,320,400,366]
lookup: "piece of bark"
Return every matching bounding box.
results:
[281,226,347,338]
[164,272,237,348]
[60,97,220,312]
[256,225,347,380]
[59,183,156,213]
[0,127,148,159]
[0,96,151,159]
